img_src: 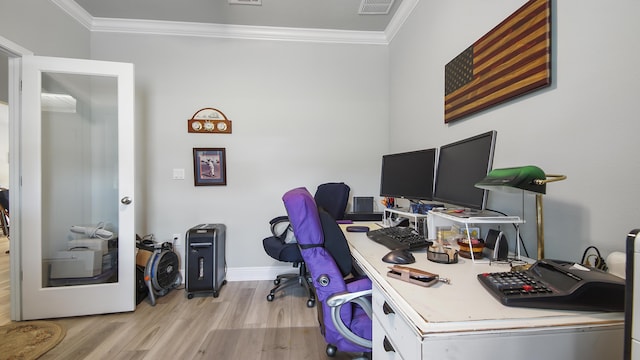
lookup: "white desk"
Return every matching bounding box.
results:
[342,223,624,360]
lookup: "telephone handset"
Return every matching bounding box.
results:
[483,229,508,260]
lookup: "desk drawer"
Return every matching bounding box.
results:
[372,286,421,360]
[373,317,404,360]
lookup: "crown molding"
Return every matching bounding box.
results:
[91,17,389,45]
[384,0,419,43]
[0,35,34,56]
[51,0,94,29]
[53,0,417,45]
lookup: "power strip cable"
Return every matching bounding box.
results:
[581,246,608,271]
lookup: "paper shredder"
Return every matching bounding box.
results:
[185,224,226,298]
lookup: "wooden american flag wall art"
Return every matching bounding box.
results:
[444,0,551,123]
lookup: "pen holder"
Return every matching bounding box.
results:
[427,246,458,264]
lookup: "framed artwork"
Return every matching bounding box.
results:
[444,0,551,123]
[193,148,227,186]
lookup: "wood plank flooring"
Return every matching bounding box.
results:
[0,235,9,323]
[0,236,362,359]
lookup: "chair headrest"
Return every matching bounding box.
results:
[314,182,350,220]
[282,187,323,247]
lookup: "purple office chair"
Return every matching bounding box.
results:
[263,182,350,307]
[283,187,372,358]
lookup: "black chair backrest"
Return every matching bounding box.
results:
[314,183,350,220]
[318,210,352,277]
[0,189,8,211]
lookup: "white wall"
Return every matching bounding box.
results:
[0,0,89,59]
[0,0,90,202]
[389,0,640,261]
[0,103,7,187]
[0,0,91,239]
[90,33,389,270]
[4,0,638,273]
[0,0,388,277]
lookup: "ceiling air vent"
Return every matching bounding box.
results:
[358,0,395,15]
[228,0,261,5]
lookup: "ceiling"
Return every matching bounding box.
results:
[71,0,404,32]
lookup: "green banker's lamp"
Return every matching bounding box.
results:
[474,165,566,260]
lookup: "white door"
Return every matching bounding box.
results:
[20,55,135,319]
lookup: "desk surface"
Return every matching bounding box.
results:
[343,222,624,335]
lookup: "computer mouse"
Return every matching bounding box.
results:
[382,249,416,264]
[389,217,410,227]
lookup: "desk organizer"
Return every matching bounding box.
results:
[427,246,459,264]
[457,238,484,259]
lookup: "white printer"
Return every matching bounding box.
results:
[50,248,102,278]
[49,224,115,279]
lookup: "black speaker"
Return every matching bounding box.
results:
[353,197,374,213]
[483,229,508,260]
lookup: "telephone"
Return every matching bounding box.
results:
[482,229,508,260]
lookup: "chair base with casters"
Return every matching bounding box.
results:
[263,234,315,307]
[266,261,315,308]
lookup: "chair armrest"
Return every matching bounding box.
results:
[326,289,373,349]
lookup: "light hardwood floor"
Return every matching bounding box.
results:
[0,236,361,359]
[0,235,9,324]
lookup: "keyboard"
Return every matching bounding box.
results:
[366,227,432,251]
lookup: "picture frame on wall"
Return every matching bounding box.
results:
[193,148,227,186]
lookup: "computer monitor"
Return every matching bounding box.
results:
[379,148,436,201]
[433,130,497,210]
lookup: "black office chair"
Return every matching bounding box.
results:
[0,188,9,254]
[263,182,350,307]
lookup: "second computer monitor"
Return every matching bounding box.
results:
[380,148,436,201]
[433,130,497,210]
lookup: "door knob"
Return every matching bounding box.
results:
[121,196,132,204]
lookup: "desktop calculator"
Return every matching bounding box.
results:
[477,259,624,311]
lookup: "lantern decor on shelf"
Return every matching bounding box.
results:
[187,107,232,134]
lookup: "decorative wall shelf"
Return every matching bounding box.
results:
[187,107,232,134]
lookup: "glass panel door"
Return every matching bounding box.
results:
[21,55,135,319]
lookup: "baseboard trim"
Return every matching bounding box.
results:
[176,265,299,282]
[226,265,299,282]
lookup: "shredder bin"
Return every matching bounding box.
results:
[185,223,226,298]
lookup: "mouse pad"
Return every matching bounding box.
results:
[346,225,369,232]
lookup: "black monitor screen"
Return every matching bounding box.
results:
[380,148,436,201]
[433,131,497,210]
